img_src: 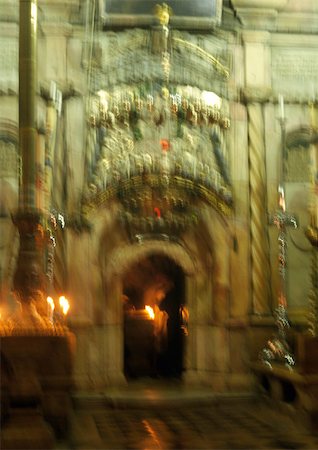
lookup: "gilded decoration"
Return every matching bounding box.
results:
[90,29,230,93]
[82,85,233,238]
[82,17,232,240]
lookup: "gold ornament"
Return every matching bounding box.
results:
[155,3,172,26]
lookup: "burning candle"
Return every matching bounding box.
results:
[145,305,155,320]
[59,296,70,317]
[278,185,286,212]
[47,296,55,323]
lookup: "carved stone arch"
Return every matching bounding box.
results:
[86,189,235,388]
[105,239,196,280]
[97,235,199,386]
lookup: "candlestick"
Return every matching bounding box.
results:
[260,109,297,369]
[278,94,285,120]
[50,81,57,102]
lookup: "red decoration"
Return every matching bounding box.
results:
[154,207,161,218]
[160,139,170,152]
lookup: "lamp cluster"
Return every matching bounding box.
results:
[46,295,70,324]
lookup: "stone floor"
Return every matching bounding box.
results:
[58,383,318,450]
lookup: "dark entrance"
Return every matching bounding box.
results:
[122,254,186,380]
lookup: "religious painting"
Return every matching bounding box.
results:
[103,0,223,27]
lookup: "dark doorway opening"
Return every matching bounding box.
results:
[122,253,186,380]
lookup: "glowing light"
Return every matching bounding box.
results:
[145,305,155,320]
[31,1,37,23]
[97,90,108,111]
[47,296,55,311]
[201,91,221,108]
[59,296,70,316]
[58,213,65,228]
[278,185,286,212]
[160,139,170,151]
[142,419,162,449]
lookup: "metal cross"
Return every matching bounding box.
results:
[261,185,298,368]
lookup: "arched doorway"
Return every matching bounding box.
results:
[122,253,187,380]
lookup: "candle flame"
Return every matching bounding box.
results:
[278,186,286,212]
[59,296,70,315]
[145,305,155,320]
[47,296,55,311]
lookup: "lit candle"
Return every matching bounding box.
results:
[278,94,285,120]
[145,305,155,320]
[278,185,286,212]
[47,296,55,323]
[59,296,70,317]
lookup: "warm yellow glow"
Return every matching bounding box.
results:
[31,1,37,26]
[145,305,155,320]
[201,91,222,108]
[278,186,286,212]
[47,296,55,311]
[59,296,70,315]
[97,90,108,111]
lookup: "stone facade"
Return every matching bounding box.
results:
[0,0,317,392]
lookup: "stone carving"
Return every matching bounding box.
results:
[284,126,312,181]
[90,29,230,93]
[247,103,271,315]
[285,146,310,182]
[273,50,318,81]
[0,140,19,178]
[272,49,318,96]
[105,239,196,278]
[0,38,18,92]
[83,26,233,242]
[241,86,272,104]
[82,88,232,229]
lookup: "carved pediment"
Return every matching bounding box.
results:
[90,29,230,94]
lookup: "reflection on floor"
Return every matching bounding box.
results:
[65,388,318,450]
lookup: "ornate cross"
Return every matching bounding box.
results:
[260,186,297,369]
[260,104,298,368]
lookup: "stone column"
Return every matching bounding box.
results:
[12,0,49,326]
[242,88,272,316]
[241,29,273,317]
[101,272,127,387]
